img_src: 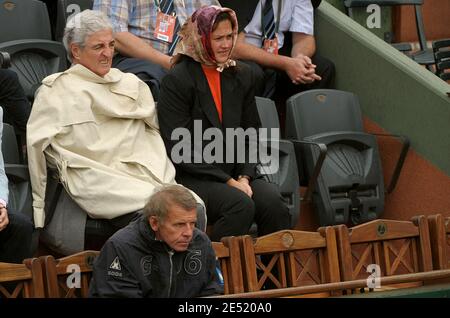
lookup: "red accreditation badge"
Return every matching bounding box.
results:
[263,37,279,55]
[154,12,176,43]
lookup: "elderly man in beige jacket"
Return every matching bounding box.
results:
[27,10,204,255]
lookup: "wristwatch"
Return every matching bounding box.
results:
[237,175,251,182]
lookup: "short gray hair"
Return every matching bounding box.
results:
[143,185,197,222]
[62,9,113,62]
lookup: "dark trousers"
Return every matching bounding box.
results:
[84,211,141,251]
[0,69,31,135]
[181,177,291,242]
[0,211,33,263]
[112,54,168,101]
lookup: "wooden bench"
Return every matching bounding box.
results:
[0,258,45,298]
[212,236,244,294]
[428,214,450,270]
[239,228,341,296]
[40,250,99,298]
[334,216,433,293]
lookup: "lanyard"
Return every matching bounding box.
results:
[154,0,185,12]
[260,0,283,39]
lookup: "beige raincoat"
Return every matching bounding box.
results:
[27,64,178,229]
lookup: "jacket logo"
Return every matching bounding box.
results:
[184,250,202,276]
[109,256,122,271]
[141,255,153,276]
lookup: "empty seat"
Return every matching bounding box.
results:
[286,89,384,226]
[0,40,67,101]
[0,0,52,43]
[255,97,300,228]
[285,89,410,226]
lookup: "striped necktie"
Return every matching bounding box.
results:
[160,0,180,55]
[261,0,276,46]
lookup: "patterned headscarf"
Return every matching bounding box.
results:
[172,6,238,72]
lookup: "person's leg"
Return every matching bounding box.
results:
[84,211,141,251]
[0,211,33,263]
[0,69,31,135]
[251,178,291,236]
[181,178,255,242]
[112,54,167,101]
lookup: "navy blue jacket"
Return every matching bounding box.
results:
[89,216,222,298]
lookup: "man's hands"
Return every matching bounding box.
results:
[0,204,9,232]
[226,178,253,198]
[286,54,321,85]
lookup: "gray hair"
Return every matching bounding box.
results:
[62,9,113,62]
[143,185,197,222]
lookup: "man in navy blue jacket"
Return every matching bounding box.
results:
[89,185,222,298]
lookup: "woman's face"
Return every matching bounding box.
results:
[71,29,115,77]
[210,19,233,64]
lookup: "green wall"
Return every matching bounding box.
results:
[314,2,450,175]
[324,0,392,41]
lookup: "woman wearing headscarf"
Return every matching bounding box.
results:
[158,6,291,242]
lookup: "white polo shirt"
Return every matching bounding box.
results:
[243,0,314,49]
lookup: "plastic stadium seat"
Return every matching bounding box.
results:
[343,0,434,71]
[255,97,300,228]
[0,0,52,43]
[0,40,67,101]
[1,123,32,221]
[1,122,39,254]
[54,0,94,41]
[286,90,389,226]
[432,38,450,81]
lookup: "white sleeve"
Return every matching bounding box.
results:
[289,0,314,35]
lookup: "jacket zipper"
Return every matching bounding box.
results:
[167,250,174,297]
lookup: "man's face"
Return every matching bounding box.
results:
[149,205,197,252]
[71,29,114,77]
[210,19,233,64]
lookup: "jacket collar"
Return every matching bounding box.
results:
[186,58,240,130]
[66,63,123,84]
[42,64,140,101]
